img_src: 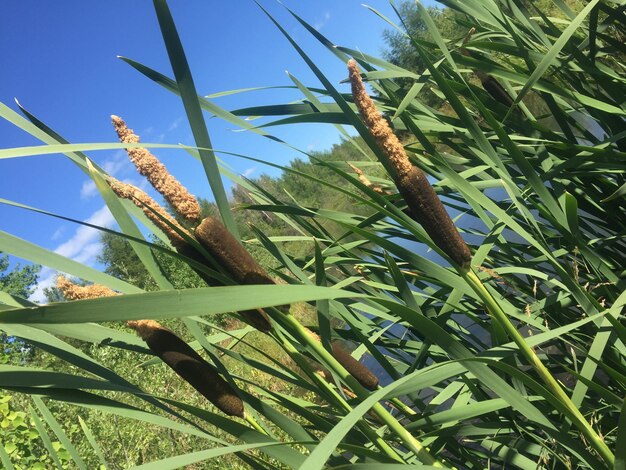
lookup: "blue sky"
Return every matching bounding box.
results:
[0,1,421,301]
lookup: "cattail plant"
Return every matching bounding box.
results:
[459,29,514,107]
[127,319,244,417]
[107,177,190,249]
[348,162,389,195]
[194,217,275,286]
[109,119,277,332]
[194,216,275,332]
[111,115,202,225]
[347,59,471,268]
[304,327,379,390]
[55,277,244,417]
[329,342,378,390]
[56,276,118,300]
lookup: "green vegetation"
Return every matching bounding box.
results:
[0,253,39,300]
[1,0,625,468]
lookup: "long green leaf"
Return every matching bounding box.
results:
[152,0,238,237]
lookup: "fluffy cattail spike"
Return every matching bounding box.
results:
[108,177,190,249]
[56,276,118,300]
[111,115,202,225]
[347,59,471,268]
[127,320,244,417]
[348,163,388,194]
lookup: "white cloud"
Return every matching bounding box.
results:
[167,117,183,132]
[51,226,66,241]
[314,11,331,31]
[54,206,115,259]
[29,268,56,304]
[242,167,257,178]
[80,180,98,199]
[29,205,116,304]
[102,150,129,175]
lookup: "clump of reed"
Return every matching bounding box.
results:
[56,276,244,417]
[107,115,379,384]
[347,59,471,269]
[108,116,274,331]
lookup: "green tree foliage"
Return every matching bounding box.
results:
[0,395,74,470]
[0,254,40,364]
[0,253,40,299]
[382,3,466,107]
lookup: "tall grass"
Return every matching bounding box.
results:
[1,0,625,468]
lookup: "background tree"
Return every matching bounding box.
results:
[0,253,40,299]
[0,253,40,365]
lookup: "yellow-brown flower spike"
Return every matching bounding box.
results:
[194,216,275,332]
[108,177,189,249]
[111,115,202,225]
[56,276,117,300]
[348,163,388,194]
[127,320,244,417]
[347,59,471,268]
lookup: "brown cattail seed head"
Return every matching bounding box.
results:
[396,166,472,268]
[194,216,275,332]
[194,217,274,286]
[304,328,379,391]
[127,320,244,417]
[56,276,118,300]
[479,76,514,107]
[108,177,190,249]
[347,59,471,268]
[331,342,379,391]
[458,39,513,107]
[111,115,202,225]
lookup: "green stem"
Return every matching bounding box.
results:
[245,413,269,435]
[462,268,614,466]
[275,330,406,463]
[280,312,446,467]
[387,396,417,417]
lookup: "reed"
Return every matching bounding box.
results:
[56,277,243,417]
[347,59,471,268]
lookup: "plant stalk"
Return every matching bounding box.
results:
[279,312,446,467]
[245,413,269,436]
[462,268,614,466]
[275,329,406,464]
